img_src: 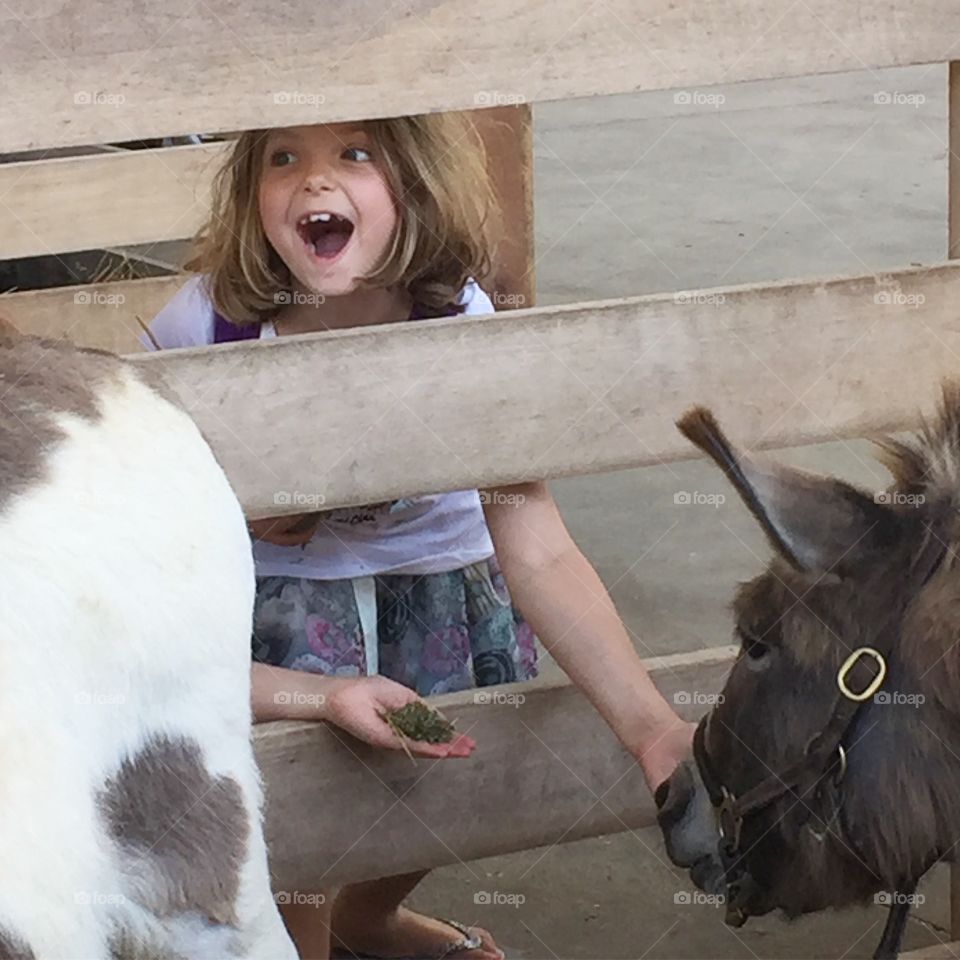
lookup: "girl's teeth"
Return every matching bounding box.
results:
[308,213,332,223]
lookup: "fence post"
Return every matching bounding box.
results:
[947,59,960,943]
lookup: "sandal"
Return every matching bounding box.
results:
[331,917,487,959]
[431,918,485,959]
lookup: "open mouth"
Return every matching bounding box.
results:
[296,211,355,260]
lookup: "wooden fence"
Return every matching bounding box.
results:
[2,1,958,949]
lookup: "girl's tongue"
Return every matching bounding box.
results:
[298,213,354,259]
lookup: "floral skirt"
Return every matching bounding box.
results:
[251,554,538,696]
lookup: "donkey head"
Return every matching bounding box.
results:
[656,390,960,928]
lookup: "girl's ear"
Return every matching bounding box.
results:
[676,407,897,575]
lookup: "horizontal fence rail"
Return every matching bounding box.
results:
[84,262,960,517]
[254,646,735,888]
[0,1,957,151]
[0,142,225,259]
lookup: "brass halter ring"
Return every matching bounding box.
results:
[717,786,742,853]
[836,647,887,702]
[834,743,847,784]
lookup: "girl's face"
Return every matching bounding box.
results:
[258,123,398,298]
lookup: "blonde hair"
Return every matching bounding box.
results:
[187,114,498,324]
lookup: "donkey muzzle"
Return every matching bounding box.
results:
[655,758,725,895]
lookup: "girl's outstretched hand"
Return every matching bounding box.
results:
[323,675,475,758]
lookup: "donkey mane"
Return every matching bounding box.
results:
[876,382,960,507]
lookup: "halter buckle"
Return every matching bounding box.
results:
[836,646,887,702]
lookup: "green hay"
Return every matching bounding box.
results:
[382,701,456,745]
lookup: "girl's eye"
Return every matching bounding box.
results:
[343,146,373,163]
[269,149,297,168]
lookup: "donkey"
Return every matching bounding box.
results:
[0,334,296,957]
[655,387,960,959]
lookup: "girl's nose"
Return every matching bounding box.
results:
[302,164,335,194]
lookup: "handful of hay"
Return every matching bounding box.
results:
[382,701,456,756]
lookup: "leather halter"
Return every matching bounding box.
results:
[693,644,888,927]
[691,527,948,937]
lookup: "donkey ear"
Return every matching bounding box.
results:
[676,407,895,574]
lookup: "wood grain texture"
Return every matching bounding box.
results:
[949,64,960,261]
[900,943,960,959]
[476,104,535,308]
[0,276,182,354]
[254,646,734,888]
[0,142,225,258]
[120,262,960,518]
[1,0,957,151]
[946,62,959,942]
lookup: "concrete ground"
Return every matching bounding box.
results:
[410,63,956,958]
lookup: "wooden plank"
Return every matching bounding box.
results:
[0,276,182,354]
[901,943,960,959]
[0,142,225,259]
[950,64,960,260]
[254,645,734,889]
[476,104,535,308]
[122,262,960,519]
[947,62,960,943]
[2,1,958,152]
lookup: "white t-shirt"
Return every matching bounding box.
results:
[144,276,496,579]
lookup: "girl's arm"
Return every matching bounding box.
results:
[481,481,694,790]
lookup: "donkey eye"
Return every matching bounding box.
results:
[738,628,769,660]
[745,639,769,660]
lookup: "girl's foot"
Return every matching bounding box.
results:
[332,905,503,959]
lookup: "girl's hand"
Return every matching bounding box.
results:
[248,512,321,547]
[635,719,697,792]
[324,676,476,759]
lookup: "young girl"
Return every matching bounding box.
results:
[146,114,694,960]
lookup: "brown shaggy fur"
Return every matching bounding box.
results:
[684,385,960,919]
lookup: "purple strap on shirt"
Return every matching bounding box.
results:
[213,311,259,344]
[212,300,459,343]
